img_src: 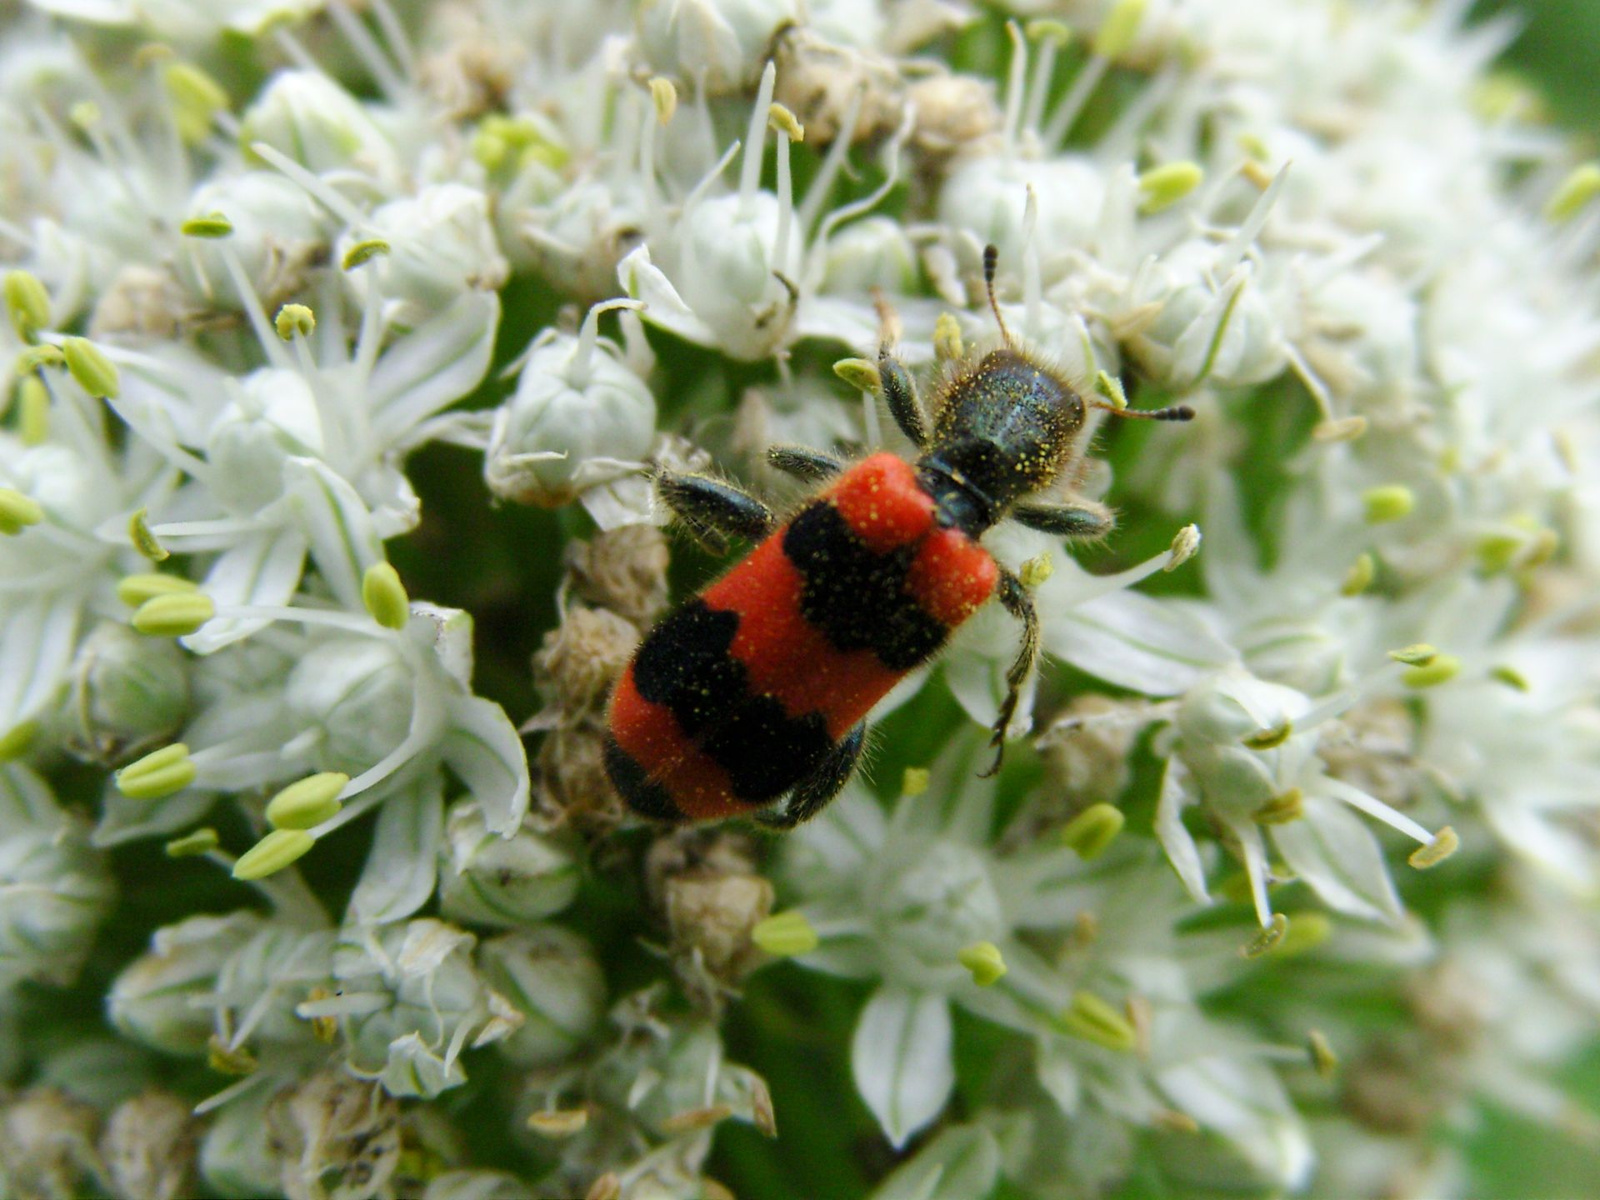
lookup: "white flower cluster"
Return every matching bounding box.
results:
[1,0,1598,1196]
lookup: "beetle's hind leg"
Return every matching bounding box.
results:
[755,723,866,830]
[1012,496,1114,540]
[766,444,847,482]
[982,569,1040,779]
[654,470,775,555]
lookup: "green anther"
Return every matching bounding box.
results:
[751,910,818,957]
[1242,722,1292,750]
[1025,18,1071,45]
[1253,788,1304,825]
[1093,370,1128,409]
[1242,912,1289,959]
[115,743,196,800]
[1402,654,1461,688]
[833,357,881,394]
[1237,132,1271,162]
[1476,529,1524,573]
[1312,415,1368,442]
[129,508,169,561]
[207,1035,258,1076]
[933,313,964,363]
[1341,552,1375,596]
[132,592,216,637]
[4,270,51,342]
[1362,485,1414,524]
[1522,528,1559,570]
[275,303,316,341]
[0,488,44,536]
[1387,643,1437,667]
[0,720,38,761]
[1408,825,1459,869]
[19,376,49,445]
[1019,553,1054,588]
[165,827,220,857]
[16,344,65,374]
[1490,665,1530,692]
[1055,990,1138,1052]
[1272,911,1331,956]
[1138,161,1204,214]
[362,561,410,630]
[901,766,930,797]
[1308,1029,1338,1077]
[117,572,198,608]
[164,61,229,143]
[342,239,391,271]
[163,60,228,112]
[1165,525,1201,570]
[1095,0,1147,59]
[1545,162,1600,222]
[61,336,119,399]
[69,100,100,130]
[1061,803,1125,860]
[232,828,316,880]
[767,103,804,142]
[649,77,678,124]
[958,941,1008,987]
[265,772,349,830]
[180,213,234,239]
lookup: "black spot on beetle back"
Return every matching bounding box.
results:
[632,600,744,736]
[603,736,681,819]
[704,696,832,803]
[782,501,947,671]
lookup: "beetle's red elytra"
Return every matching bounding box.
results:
[605,246,1192,828]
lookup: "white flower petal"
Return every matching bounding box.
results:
[348,776,445,926]
[183,529,307,655]
[442,695,530,837]
[867,1124,1001,1200]
[281,456,385,610]
[370,293,500,450]
[1270,791,1403,923]
[0,595,79,725]
[1047,591,1235,697]
[852,986,955,1150]
[1155,757,1211,905]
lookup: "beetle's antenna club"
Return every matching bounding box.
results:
[983,244,1013,347]
[1092,399,1196,422]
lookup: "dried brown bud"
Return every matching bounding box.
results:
[533,606,639,716]
[565,525,672,627]
[0,1088,103,1199]
[266,1072,401,1200]
[908,73,1001,156]
[100,1090,197,1200]
[773,29,905,146]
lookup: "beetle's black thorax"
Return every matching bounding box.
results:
[916,347,1085,538]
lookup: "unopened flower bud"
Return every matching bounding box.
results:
[479,926,606,1066]
[484,313,657,507]
[440,802,581,927]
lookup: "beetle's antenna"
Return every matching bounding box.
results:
[983,244,1013,347]
[1091,399,1195,422]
